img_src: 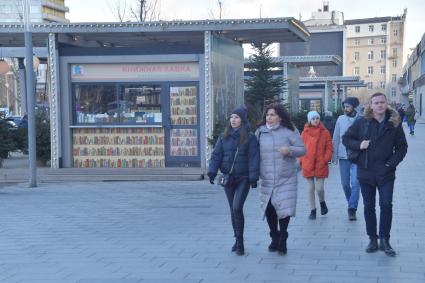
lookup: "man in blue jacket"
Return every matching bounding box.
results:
[342,92,407,257]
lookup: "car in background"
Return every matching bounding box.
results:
[6,116,23,128]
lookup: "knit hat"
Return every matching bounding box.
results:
[231,105,248,124]
[342,97,360,109]
[307,111,320,123]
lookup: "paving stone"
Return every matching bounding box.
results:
[0,124,423,282]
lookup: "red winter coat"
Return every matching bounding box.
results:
[300,122,333,178]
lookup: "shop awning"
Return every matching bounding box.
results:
[0,17,309,50]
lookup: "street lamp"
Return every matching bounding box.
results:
[23,0,37,187]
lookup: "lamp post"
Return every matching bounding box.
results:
[23,0,37,187]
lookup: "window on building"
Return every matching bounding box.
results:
[367,82,373,89]
[393,29,398,36]
[368,66,373,74]
[392,74,397,82]
[354,52,359,61]
[73,83,163,125]
[354,67,360,75]
[368,51,374,61]
[42,6,66,18]
[354,39,360,46]
[380,50,386,59]
[391,87,396,97]
[368,25,374,32]
[381,37,387,44]
[392,48,397,57]
[380,65,386,74]
[368,38,374,45]
[381,24,387,31]
[355,26,360,33]
[392,59,397,68]
[380,81,385,89]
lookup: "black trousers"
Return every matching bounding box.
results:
[224,178,250,239]
[360,180,394,240]
[265,200,290,234]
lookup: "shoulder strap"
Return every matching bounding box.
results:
[363,120,370,139]
[229,146,239,174]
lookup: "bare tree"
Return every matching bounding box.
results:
[208,0,225,20]
[130,0,160,22]
[107,0,129,22]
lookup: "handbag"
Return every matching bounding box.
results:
[346,148,361,163]
[219,147,239,187]
[347,121,370,164]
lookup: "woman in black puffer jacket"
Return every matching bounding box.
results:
[207,105,260,256]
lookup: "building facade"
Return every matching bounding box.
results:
[345,11,406,103]
[401,33,425,118]
[0,0,69,23]
[279,2,346,112]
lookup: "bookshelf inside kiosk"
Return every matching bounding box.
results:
[71,82,200,168]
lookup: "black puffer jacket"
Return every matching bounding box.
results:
[342,107,407,185]
[208,127,260,183]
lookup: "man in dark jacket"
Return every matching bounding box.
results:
[342,92,407,257]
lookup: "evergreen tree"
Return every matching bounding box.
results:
[0,118,16,167]
[245,43,283,127]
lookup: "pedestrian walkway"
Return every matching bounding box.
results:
[0,124,424,283]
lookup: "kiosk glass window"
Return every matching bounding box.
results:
[169,86,197,125]
[74,84,119,124]
[73,83,162,124]
[168,86,199,160]
[118,84,162,124]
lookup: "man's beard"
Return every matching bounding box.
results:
[345,110,355,117]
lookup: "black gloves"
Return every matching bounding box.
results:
[250,181,258,188]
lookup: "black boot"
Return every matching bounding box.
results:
[348,208,357,221]
[379,238,396,257]
[235,237,244,255]
[231,239,237,252]
[268,231,280,252]
[320,201,328,215]
[277,231,288,255]
[231,212,237,252]
[365,238,379,253]
[309,208,316,220]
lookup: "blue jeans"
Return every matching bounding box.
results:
[339,159,361,209]
[360,180,394,240]
[409,124,415,133]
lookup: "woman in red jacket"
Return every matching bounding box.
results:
[301,111,333,220]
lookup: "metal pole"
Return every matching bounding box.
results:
[23,0,37,187]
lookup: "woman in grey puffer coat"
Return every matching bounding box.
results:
[256,103,306,255]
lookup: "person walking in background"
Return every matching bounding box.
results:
[256,103,305,255]
[397,104,405,124]
[207,105,260,256]
[342,92,407,257]
[323,111,336,137]
[332,97,361,221]
[405,102,417,135]
[300,111,333,220]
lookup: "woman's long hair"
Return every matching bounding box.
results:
[259,103,295,131]
[223,123,248,144]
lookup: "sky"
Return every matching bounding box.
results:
[66,0,424,62]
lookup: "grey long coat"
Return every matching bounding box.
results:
[256,125,306,219]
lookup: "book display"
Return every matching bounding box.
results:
[170,129,198,156]
[73,128,165,168]
[170,86,197,125]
